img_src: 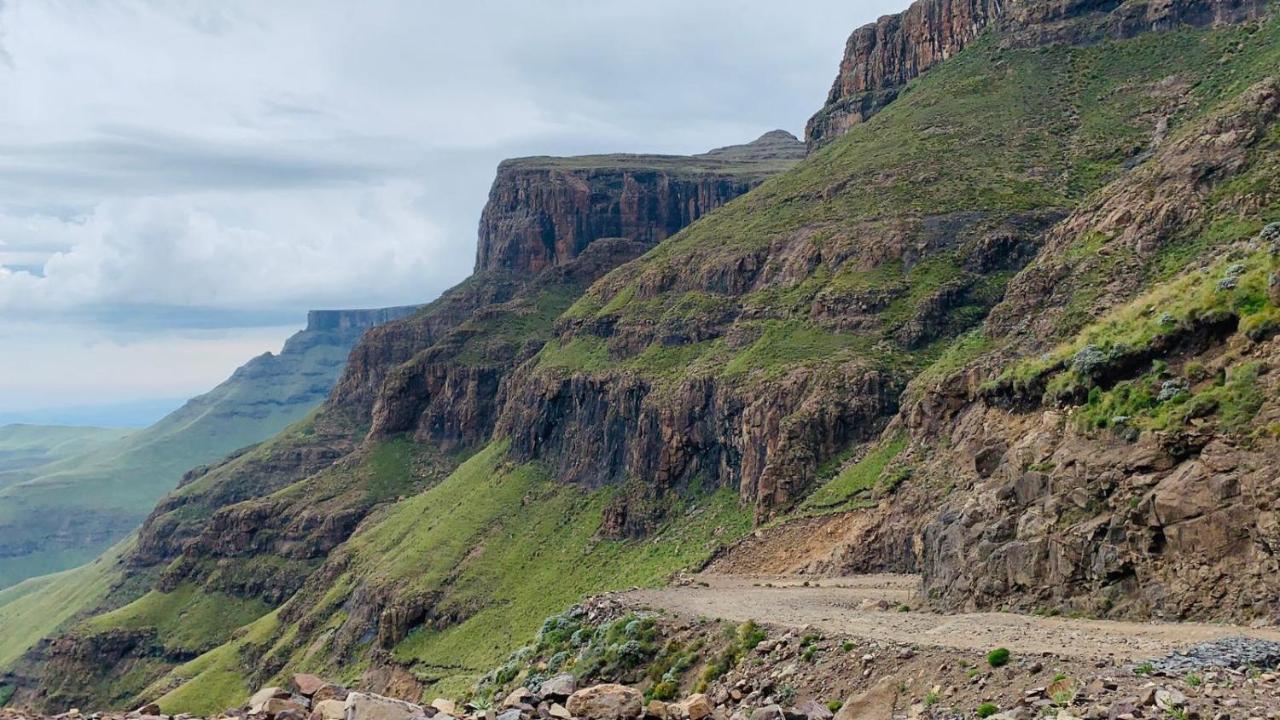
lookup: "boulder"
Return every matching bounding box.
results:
[833,678,898,720]
[293,675,329,698]
[540,675,578,700]
[135,704,162,717]
[566,684,643,720]
[549,704,572,720]
[646,701,670,720]
[345,692,427,720]
[430,701,457,717]
[313,699,347,720]
[250,688,293,713]
[261,699,308,720]
[503,689,536,709]
[313,685,350,705]
[792,701,833,720]
[749,707,786,720]
[672,696,714,720]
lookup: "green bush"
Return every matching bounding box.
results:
[986,648,1011,668]
[827,700,843,712]
[977,702,999,718]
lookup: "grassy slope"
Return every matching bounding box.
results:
[0,537,131,669]
[0,425,134,489]
[551,21,1280,388]
[146,442,753,710]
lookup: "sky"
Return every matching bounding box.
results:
[0,0,902,425]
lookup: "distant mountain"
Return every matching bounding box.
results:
[0,400,185,429]
[0,306,417,590]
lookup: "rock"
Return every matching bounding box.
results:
[646,701,670,720]
[497,711,523,720]
[566,684,643,720]
[1155,689,1187,711]
[833,678,897,720]
[312,700,346,720]
[250,689,293,713]
[549,705,571,720]
[540,675,578,700]
[136,705,162,717]
[293,675,329,698]
[672,695,714,720]
[261,699,307,720]
[749,707,786,720]
[792,700,833,720]
[503,690,536,710]
[313,686,351,705]
[430,702,457,717]
[345,692,427,720]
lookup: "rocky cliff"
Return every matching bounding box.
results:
[805,0,1272,148]
[474,132,804,274]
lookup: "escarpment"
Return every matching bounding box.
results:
[805,0,1272,148]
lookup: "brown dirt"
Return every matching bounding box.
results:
[624,574,1280,662]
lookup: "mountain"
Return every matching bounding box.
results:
[6,0,1280,715]
[0,307,417,590]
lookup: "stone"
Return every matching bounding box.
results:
[497,711,523,720]
[792,700,833,720]
[430,701,457,717]
[673,695,714,720]
[314,686,351,705]
[503,690,536,710]
[646,701,670,720]
[549,705,571,720]
[540,675,578,700]
[312,700,345,720]
[1155,689,1187,711]
[566,684,643,720]
[136,705,162,717]
[261,699,307,720]
[345,692,427,720]
[833,678,897,720]
[749,707,786,720]
[293,675,329,698]
[250,689,293,713]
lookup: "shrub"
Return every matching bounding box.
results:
[986,648,1011,668]
[977,702,999,718]
[1134,662,1155,676]
[924,692,940,708]
[649,681,678,701]
[827,700,843,713]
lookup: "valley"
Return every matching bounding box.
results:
[3,0,1280,719]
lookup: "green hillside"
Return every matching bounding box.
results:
[0,425,134,490]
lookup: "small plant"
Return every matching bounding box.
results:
[827,700,843,713]
[1134,662,1155,676]
[924,691,940,708]
[986,648,1011,668]
[897,604,911,612]
[977,702,999,718]
[803,645,819,663]
[1185,673,1202,687]
[842,640,855,652]
[776,684,797,705]
[1052,673,1067,682]
[470,695,494,712]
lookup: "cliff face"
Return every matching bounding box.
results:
[805,0,1272,149]
[474,132,803,274]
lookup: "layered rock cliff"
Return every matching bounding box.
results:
[805,0,1272,149]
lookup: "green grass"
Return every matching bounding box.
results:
[148,610,283,716]
[800,437,909,514]
[0,537,132,670]
[86,583,273,655]
[156,442,753,708]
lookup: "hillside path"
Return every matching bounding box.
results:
[622,574,1280,662]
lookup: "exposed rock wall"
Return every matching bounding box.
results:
[805,0,1273,149]
[474,133,804,274]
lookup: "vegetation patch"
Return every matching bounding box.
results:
[800,437,910,514]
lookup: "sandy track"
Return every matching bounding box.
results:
[623,574,1280,662]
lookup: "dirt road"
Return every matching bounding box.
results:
[623,574,1280,662]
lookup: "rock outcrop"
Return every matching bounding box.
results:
[474,132,803,274]
[805,0,1272,149]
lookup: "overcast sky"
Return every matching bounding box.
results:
[0,0,901,424]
